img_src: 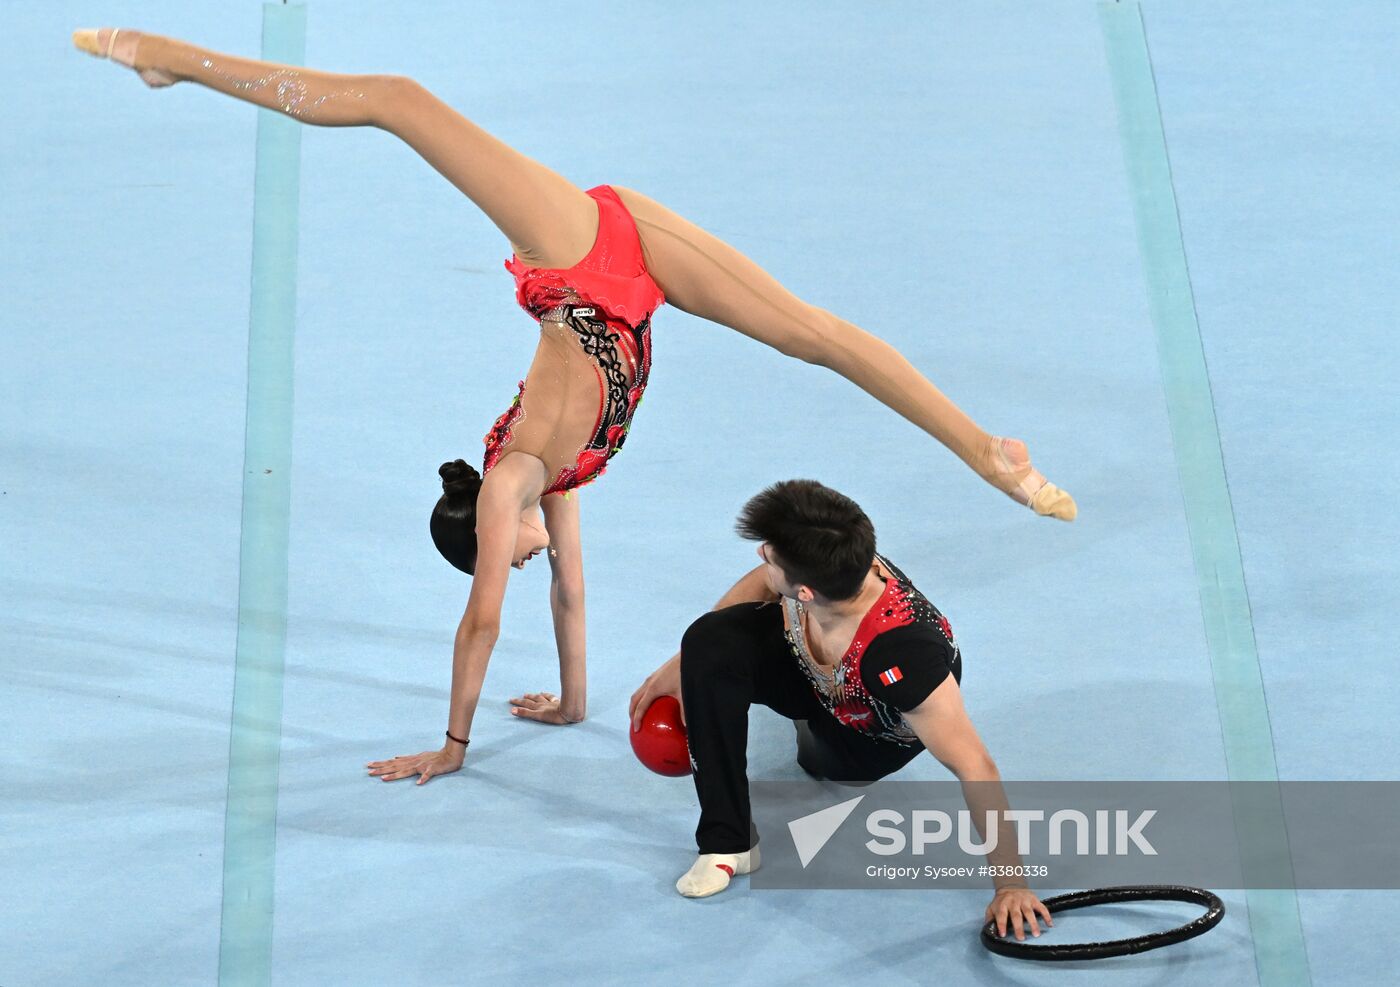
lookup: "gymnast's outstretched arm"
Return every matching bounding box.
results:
[367,453,548,782]
[74,27,1074,519]
[505,491,589,726]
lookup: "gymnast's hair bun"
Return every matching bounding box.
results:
[438,459,481,497]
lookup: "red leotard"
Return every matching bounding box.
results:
[483,185,665,495]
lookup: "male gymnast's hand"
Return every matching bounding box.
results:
[985,886,1053,942]
[629,654,684,732]
[366,745,464,785]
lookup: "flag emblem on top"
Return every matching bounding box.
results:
[879,667,903,686]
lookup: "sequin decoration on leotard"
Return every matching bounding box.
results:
[482,383,527,477]
[544,303,652,494]
[783,555,961,746]
[484,184,662,497]
[482,302,653,496]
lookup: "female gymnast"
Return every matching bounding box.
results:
[74,28,1077,783]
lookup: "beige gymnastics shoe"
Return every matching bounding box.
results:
[73,28,176,87]
[988,436,1077,521]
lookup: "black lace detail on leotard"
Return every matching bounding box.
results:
[570,310,633,425]
[533,303,652,493]
[571,307,647,441]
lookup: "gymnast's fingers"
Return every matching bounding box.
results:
[1008,905,1025,941]
[1022,904,1041,939]
[513,704,560,723]
[629,684,652,730]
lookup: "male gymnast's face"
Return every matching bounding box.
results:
[757,543,816,604]
[511,506,551,570]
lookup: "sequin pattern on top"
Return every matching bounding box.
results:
[546,304,653,495]
[481,303,654,495]
[482,383,527,476]
[483,185,663,495]
[783,555,960,747]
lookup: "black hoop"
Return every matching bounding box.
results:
[981,886,1224,961]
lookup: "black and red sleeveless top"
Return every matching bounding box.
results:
[783,555,961,746]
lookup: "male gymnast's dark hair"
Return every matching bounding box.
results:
[430,459,483,575]
[736,479,876,601]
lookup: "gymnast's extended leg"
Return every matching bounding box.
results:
[75,29,1075,518]
[72,28,598,271]
[613,186,1076,520]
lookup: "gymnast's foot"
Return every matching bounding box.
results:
[983,436,1077,521]
[72,28,176,87]
[676,847,760,898]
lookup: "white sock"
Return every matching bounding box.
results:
[675,847,760,898]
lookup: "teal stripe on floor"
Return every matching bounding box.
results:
[1098,2,1310,984]
[218,4,306,985]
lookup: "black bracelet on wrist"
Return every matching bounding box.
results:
[445,730,470,747]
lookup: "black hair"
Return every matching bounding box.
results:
[736,479,876,601]
[430,459,483,575]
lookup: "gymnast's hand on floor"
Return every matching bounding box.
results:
[365,746,464,785]
[508,691,583,725]
[985,887,1053,942]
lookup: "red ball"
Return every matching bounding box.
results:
[630,695,692,776]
